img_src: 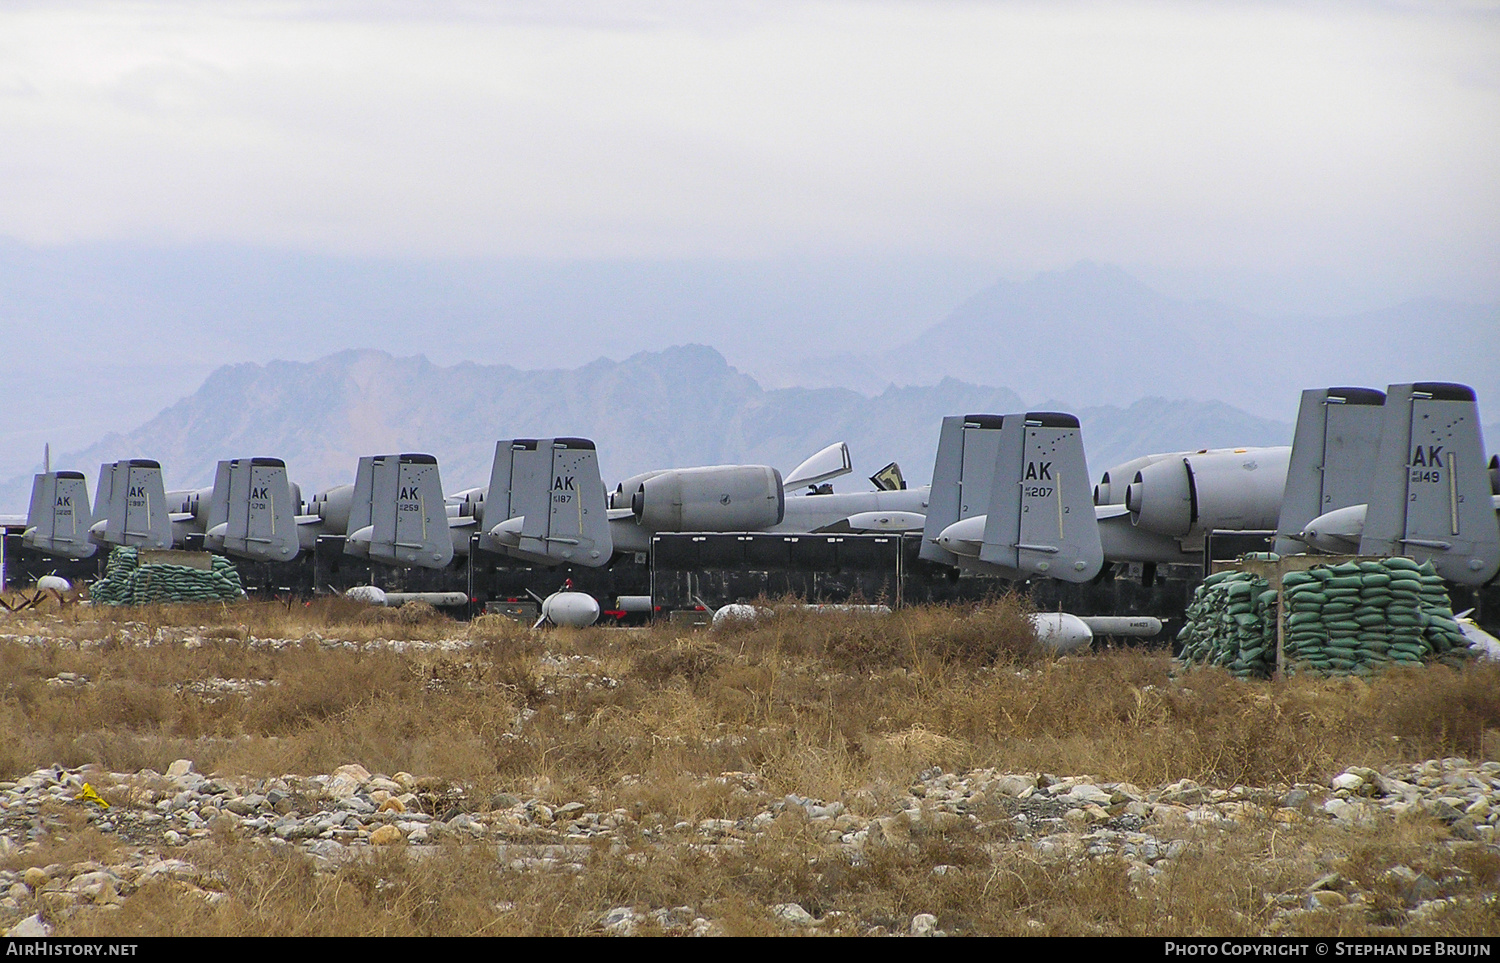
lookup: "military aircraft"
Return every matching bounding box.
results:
[1280,382,1499,586]
[917,412,1104,582]
[602,443,934,554]
[458,436,926,565]
[1083,382,1498,587]
[19,380,1492,594]
[456,415,1106,586]
[19,465,96,559]
[53,451,461,570]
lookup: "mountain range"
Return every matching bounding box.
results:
[3,254,1494,512]
[0,345,1297,511]
[781,263,1500,412]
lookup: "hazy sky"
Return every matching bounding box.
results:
[2,0,1497,296]
[2,0,1499,487]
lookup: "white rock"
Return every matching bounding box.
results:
[773,902,815,925]
[911,913,939,936]
[1331,772,1365,793]
[601,906,637,934]
[7,914,51,937]
[1062,784,1114,806]
[992,774,1037,797]
[327,764,372,798]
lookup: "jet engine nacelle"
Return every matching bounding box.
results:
[166,489,213,524]
[1094,454,1174,506]
[1125,458,1194,536]
[306,485,354,534]
[1125,448,1289,542]
[631,465,785,532]
[611,471,669,511]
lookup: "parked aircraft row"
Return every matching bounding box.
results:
[12,381,1500,589]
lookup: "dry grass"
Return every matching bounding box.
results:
[4,595,1500,936]
[4,596,1500,797]
[60,804,1500,937]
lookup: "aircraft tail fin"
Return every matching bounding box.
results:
[478,438,612,566]
[920,414,1007,566]
[344,456,377,546]
[201,462,233,551]
[375,454,453,569]
[88,462,115,546]
[90,459,172,549]
[1359,383,1499,585]
[342,454,453,568]
[978,412,1103,581]
[23,470,96,558]
[1274,386,1387,555]
[216,458,300,563]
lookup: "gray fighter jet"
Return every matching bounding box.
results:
[89,459,174,550]
[1286,382,1499,585]
[471,438,613,567]
[1084,382,1498,586]
[919,412,1104,582]
[591,410,1105,584]
[20,468,96,559]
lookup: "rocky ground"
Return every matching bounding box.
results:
[3,611,1498,936]
[3,755,1497,936]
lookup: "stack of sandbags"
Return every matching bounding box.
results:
[1176,569,1279,679]
[1280,558,1470,676]
[89,546,244,605]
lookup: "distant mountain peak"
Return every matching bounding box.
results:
[0,342,1295,513]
